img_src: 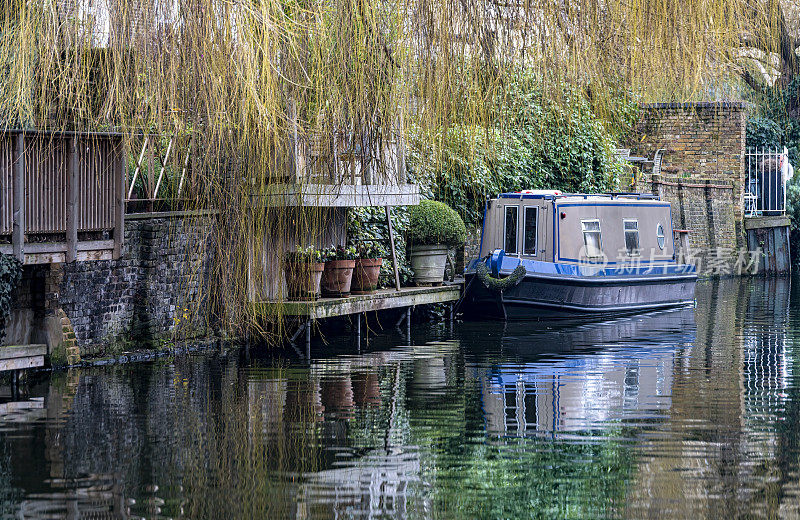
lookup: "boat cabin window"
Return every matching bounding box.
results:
[624,219,640,256]
[504,206,518,254]
[523,207,538,256]
[657,223,666,250]
[581,220,603,258]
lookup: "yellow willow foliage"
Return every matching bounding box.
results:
[0,0,780,340]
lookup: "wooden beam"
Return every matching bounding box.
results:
[177,135,193,197]
[113,138,125,259]
[152,136,173,200]
[0,344,46,372]
[12,132,24,262]
[385,205,401,291]
[0,355,44,371]
[397,114,406,183]
[146,138,155,211]
[127,135,149,200]
[66,136,78,262]
[261,184,420,207]
[256,286,461,320]
[0,344,46,359]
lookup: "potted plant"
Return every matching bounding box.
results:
[321,245,357,296]
[408,200,466,286]
[351,242,384,294]
[284,245,324,300]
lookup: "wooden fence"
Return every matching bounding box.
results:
[0,130,125,264]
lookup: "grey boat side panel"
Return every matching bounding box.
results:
[481,196,674,265]
[553,202,674,264]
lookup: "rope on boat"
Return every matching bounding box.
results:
[475,262,527,292]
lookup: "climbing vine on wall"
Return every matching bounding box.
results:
[0,254,21,342]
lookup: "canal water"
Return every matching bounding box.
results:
[0,277,798,518]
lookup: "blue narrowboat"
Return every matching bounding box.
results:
[461,191,697,320]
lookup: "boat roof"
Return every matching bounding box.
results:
[497,191,662,202]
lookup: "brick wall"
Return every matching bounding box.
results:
[58,214,213,355]
[627,102,748,272]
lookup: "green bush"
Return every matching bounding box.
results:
[408,200,467,247]
[407,78,631,225]
[285,245,322,263]
[0,254,22,342]
[321,245,357,261]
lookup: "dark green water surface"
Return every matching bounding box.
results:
[0,277,798,519]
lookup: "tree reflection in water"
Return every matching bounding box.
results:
[0,277,797,518]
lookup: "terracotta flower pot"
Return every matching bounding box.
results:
[284,261,325,300]
[351,257,383,294]
[321,259,356,296]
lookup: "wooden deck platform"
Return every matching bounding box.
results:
[0,344,46,371]
[256,284,461,320]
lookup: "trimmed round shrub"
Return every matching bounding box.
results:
[408,200,467,247]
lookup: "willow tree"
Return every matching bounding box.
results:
[0,0,783,339]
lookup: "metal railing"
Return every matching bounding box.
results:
[746,147,787,216]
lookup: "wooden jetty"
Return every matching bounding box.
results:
[0,344,46,371]
[255,284,462,357]
[0,345,46,397]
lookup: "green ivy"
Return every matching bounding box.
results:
[407,79,630,225]
[0,254,22,342]
[348,207,414,287]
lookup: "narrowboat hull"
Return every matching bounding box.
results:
[462,264,697,321]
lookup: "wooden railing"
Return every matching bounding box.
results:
[125,133,194,211]
[293,129,407,186]
[0,129,125,263]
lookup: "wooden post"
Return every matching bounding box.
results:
[113,138,126,259]
[177,135,193,197]
[396,115,406,184]
[332,131,340,183]
[152,136,174,200]
[305,318,311,358]
[66,136,78,262]
[12,132,24,262]
[406,306,411,343]
[385,205,401,291]
[146,138,155,212]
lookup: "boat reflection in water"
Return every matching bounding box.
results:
[461,307,697,435]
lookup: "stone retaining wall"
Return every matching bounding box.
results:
[5,213,214,357]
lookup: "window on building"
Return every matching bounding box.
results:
[523,207,538,256]
[504,206,518,254]
[624,219,640,256]
[657,223,666,250]
[581,220,603,258]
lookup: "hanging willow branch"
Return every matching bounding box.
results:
[0,0,784,341]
